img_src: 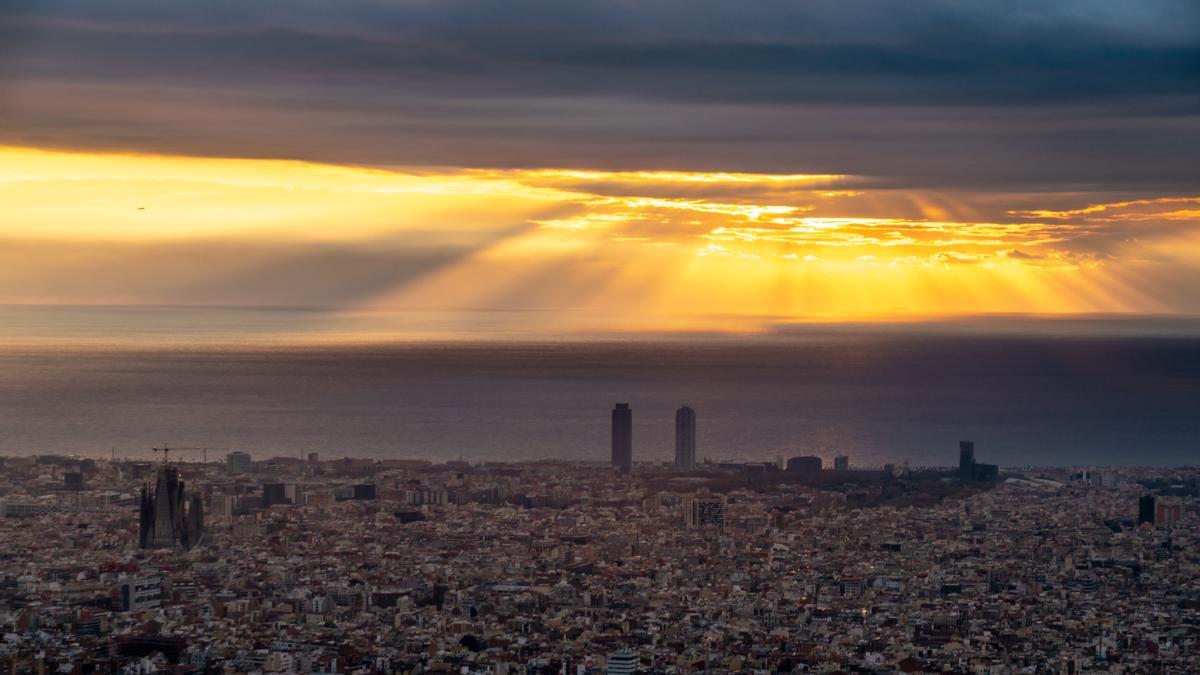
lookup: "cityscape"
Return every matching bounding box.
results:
[2,0,1199,673]
[1,404,1197,672]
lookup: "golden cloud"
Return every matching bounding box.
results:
[3,145,1199,322]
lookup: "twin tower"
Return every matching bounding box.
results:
[612,403,696,473]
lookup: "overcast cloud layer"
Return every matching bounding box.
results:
[2,0,1198,191]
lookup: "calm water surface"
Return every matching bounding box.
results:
[1,306,1198,467]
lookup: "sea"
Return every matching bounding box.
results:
[1,305,1198,468]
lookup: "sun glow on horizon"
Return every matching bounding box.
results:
[2,145,1197,327]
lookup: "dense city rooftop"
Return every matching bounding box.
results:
[0,453,1197,673]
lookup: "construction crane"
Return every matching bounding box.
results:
[152,445,227,464]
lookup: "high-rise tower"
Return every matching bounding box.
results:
[674,405,696,469]
[958,441,975,482]
[1138,494,1156,525]
[612,403,632,473]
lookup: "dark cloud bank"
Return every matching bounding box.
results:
[1,0,1198,192]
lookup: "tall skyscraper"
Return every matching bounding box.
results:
[959,441,975,481]
[1138,494,1155,525]
[612,403,632,473]
[139,464,204,550]
[834,455,849,471]
[674,405,696,469]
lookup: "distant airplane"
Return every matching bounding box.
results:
[137,207,145,210]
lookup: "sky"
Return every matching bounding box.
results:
[1,0,1198,333]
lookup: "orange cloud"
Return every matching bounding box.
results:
[1009,197,1200,220]
[3,145,1199,325]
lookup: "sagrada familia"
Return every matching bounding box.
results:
[138,463,205,549]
